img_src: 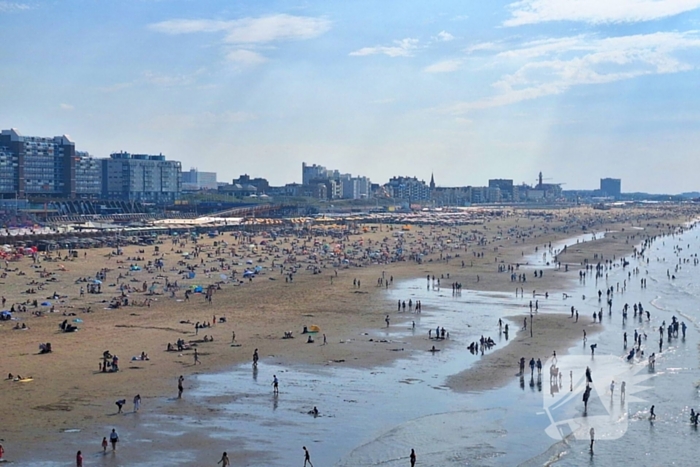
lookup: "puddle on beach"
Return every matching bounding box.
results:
[17,228,700,466]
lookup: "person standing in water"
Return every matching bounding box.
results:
[178,375,184,399]
[272,374,279,394]
[303,446,314,467]
[217,452,230,466]
[253,348,259,366]
[410,448,417,466]
[109,428,119,451]
[590,427,595,453]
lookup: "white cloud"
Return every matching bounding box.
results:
[349,38,419,57]
[149,14,330,68]
[59,103,74,111]
[442,31,700,113]
[466,41,500,54]
[150,14,331,43]
[0,2,30,13]
[226,49,267,66]
[424,59,462,73]
[436,31,455,42]
[505,0,700,26]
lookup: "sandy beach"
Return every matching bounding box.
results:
[0,205,696,464]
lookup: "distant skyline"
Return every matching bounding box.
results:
[2,1,700,193]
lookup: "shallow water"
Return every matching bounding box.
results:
[16,227,700,466]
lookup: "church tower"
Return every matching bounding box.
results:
[429,172,435,190]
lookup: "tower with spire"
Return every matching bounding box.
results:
[429,172,435,190]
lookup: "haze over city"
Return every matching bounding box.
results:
[3,0,700,192]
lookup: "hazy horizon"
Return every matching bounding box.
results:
[2,0,700,193]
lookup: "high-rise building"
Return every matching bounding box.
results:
[488,179,514,201]
[75,151,102,198]
[600,178,622,198]
[182,168,217,191]
[0,128,76,199]
[102,152,181,203]
[385,176,431,201]
[302,163,330,185]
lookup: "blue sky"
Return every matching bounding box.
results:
[2,0,700,193]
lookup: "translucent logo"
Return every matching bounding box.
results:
[541,355,654,441]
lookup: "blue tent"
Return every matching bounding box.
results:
[188,271,196,279]
[0,310,11,320]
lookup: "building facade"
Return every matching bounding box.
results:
[488,179,514,201]
[0,128,76,199]
[233,174,269,194]
[75,151,102,198]
[385,176,431,201]
[600,178,622,198]
[182,168,217,191]
[102,152,181,203]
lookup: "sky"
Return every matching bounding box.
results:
[2,0,700,193]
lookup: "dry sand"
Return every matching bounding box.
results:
[0,205,695,459]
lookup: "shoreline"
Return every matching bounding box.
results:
[1,206,696,464]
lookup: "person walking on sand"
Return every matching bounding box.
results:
[133,394,141,412]
[410,448,416,466]
[109,428,119,451]
[303,446,314,467]
[193,348,200,365]
[272,374,279,394]
[253,348,259,366]
[102,436,108,453]
[385,315,390,327]
[76,450,83,467]
[178,375,184,399]
[218,451,230,466]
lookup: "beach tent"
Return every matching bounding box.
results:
[92,279,102,284]
[0,311,11,320]
[243,270,255,278]
[191,285,203,293]
[308,325,321,333]
[41,301,52,307]
[188,271,196,279]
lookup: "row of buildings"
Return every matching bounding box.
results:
[0,129,182,203]
[0,128,624,207]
